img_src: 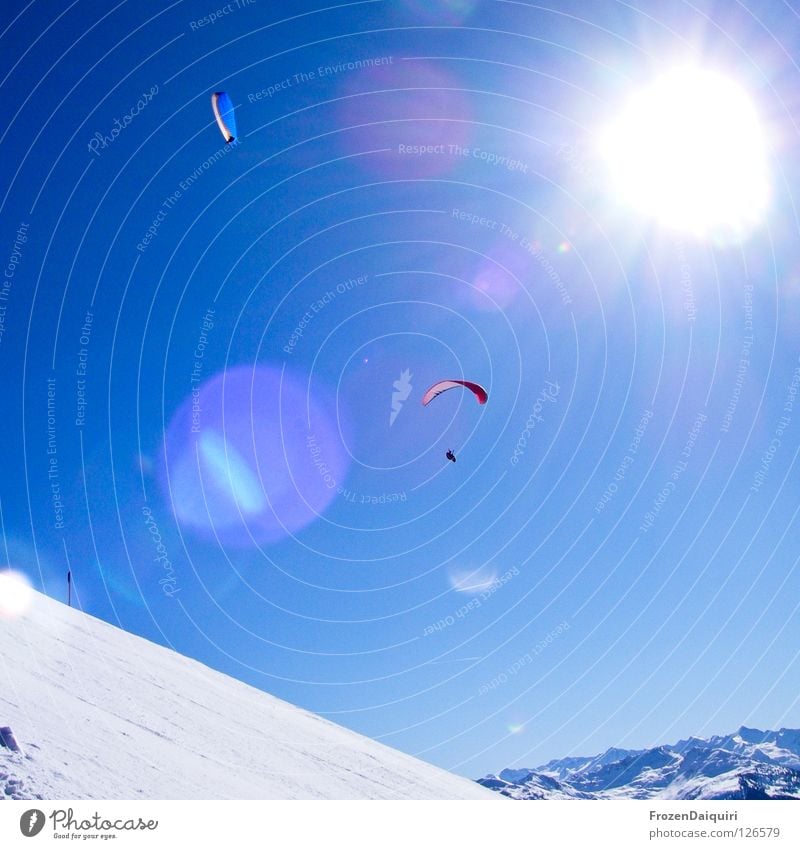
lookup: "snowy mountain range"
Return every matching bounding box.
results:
[0,590,498,800]
[478,728,800,800]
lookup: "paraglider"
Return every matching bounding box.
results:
[211,92,237,143]
[421,379,488,407]
[421,381,486,465]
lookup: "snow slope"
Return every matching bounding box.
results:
[0,591,498,800]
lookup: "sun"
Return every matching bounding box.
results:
[599,67,771,241]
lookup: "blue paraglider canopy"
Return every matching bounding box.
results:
[211,92,237,143]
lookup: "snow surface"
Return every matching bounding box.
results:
[0,591,499,801]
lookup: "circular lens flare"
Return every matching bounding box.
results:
[161,365,349,547]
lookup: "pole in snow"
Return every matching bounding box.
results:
[67,570,71,607]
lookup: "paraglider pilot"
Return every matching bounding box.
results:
[446,450,456,463]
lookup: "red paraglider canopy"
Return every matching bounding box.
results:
[421,380,488,406]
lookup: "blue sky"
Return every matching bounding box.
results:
[2,0,800,780]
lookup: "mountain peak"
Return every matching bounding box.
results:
[482,726,800,800]
[736,726,768,743]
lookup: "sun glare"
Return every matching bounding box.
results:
[0,569,33,619]
[599,67,770,241]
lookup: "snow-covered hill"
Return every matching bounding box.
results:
[479,727,800,800]
[0,590,498,800]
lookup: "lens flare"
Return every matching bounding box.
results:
[337,61,472,179]
[161,365,349,547]
[448,565,498,594]
[0,569,33,619]
[599,66,771,240]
